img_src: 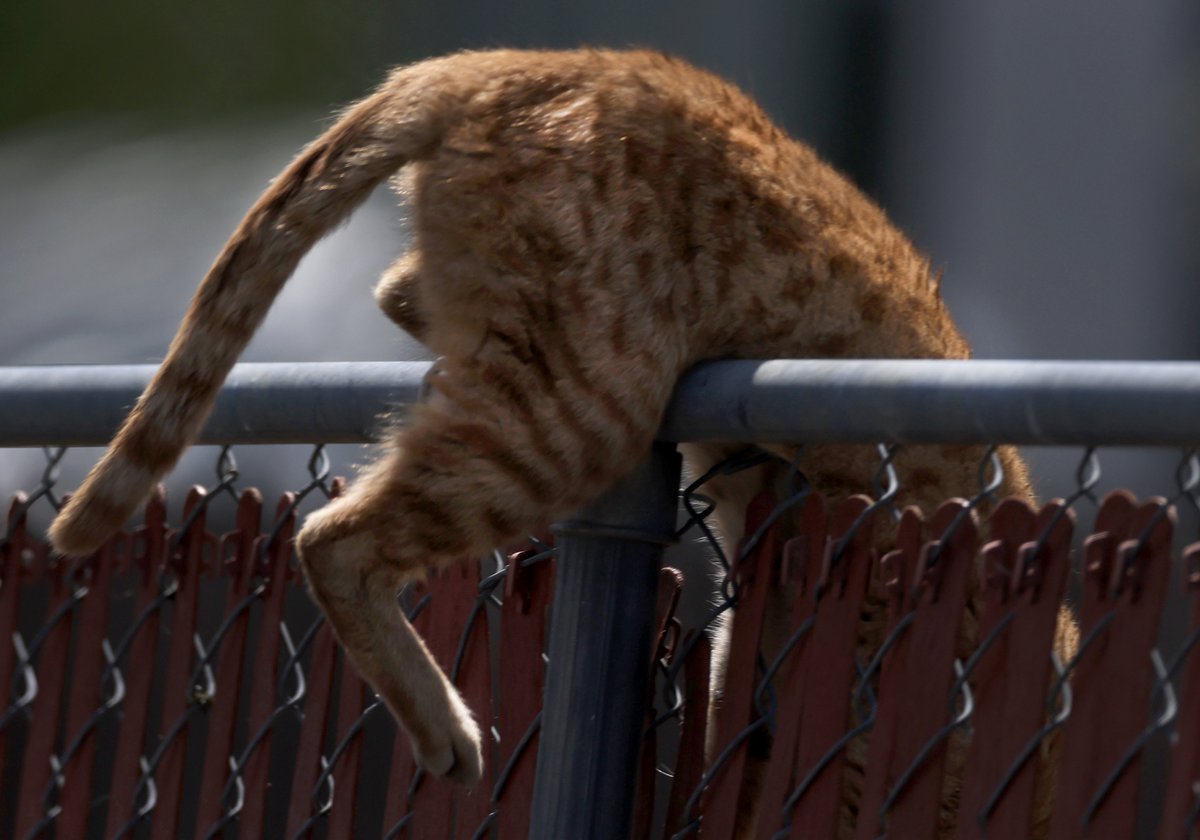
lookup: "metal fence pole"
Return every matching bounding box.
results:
[529,441,682,840]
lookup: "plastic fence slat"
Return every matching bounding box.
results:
[326,659,369,839]
[1050,492,1174,840]
[55,542,118,838]
[237,492,296,839]
[285,620,338,838]
[748,493,825,840]
[774,495,874,840]
[14,549,74,838]
[850,507,923,840]
[452,561,495,839]
[105,489,169,838]
[956,499,1074,840]
[856,501,977,840]
[633,568,684,840]
[382,692,418,836]
[195,489,262,834]
[1161,542,1200,840]
[402,561,488,838]
[663,633,710,836]
[698,491,780,839]
[494,546,555,840]
[380,568,483,839]
[0,495,34,835]
[149,486,213,840]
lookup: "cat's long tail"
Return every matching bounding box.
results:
[49,54,490,556]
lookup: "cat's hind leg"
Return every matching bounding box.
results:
[296,347,672,784]
[295,480,483,784]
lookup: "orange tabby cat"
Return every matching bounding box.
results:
[49,48,1068,835]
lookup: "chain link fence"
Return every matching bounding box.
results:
[1,360,1200,839]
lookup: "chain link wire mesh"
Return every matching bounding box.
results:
[0,441,573,840]
[2,417,1200,836]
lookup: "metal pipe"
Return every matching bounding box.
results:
[0,359,1198,447]
[660,358,1200,446]
[0,362,426,447]
[529,442,682,840]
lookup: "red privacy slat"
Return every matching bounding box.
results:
[852,506,922,840]
[775,496,875,840]
[699,490,780,839]
[403,559,491,839]
[750,492,827,840]
[0,495,36,831]
[194,488,263,835]
[383,681,420,837]
[149,486,214,840]
[1049,492,1173,840]
[55,543,118,839]
[382,559,493,839]
[856,500,977,840]
[285,618,340,838]
[449,562,495,839]
[663,632,711,837]
[1161,541,1200,840]
[633,567,685,840]
[105,488,169,838]
[285,478,353,838]
[956,499,1074,840]
[238,491,299,839]
[495,545,556,840]
[326,658,370,839]
[14,544,74,839]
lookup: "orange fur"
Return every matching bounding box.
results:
[49,48,1070,832]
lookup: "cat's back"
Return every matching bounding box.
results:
[440,48,912,267]
[445,48,815,179]
[414,48,960,361]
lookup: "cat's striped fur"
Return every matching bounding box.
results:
[50,49,1069,836]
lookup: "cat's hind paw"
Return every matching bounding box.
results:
[411,691,484,787]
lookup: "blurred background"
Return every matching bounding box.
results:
[1,2,1198,834]
[2,0,1197,500]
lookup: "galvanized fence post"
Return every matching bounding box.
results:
[529,441,682,840]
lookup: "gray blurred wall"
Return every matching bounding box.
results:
[1,1,1196,504]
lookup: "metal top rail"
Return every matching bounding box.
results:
[0,359,1197,448]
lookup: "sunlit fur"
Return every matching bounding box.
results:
[49,49,1073,835]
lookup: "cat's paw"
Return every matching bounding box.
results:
[411,692,484,787]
